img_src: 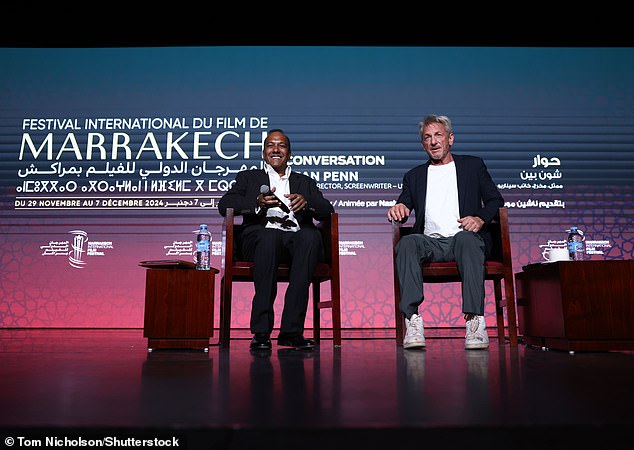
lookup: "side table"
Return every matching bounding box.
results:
[142,266,219,351]
[516,260,634,352]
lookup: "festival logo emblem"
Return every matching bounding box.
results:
[68,230,88,268]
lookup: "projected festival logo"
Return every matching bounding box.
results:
[40,230,113,269]
[68,230,87,268]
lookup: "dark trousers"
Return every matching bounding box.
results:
[395,231,486,319]
[242,226,323,336]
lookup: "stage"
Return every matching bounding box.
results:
[1,328,633,449]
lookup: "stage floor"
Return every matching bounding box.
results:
[1,328,634,449]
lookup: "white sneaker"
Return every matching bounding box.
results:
[404,313,426,349]
[465,314,489,350]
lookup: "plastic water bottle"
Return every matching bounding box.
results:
[567,226,585,261]
[196,224,211,270]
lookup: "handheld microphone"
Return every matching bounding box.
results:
[259,184,290,213]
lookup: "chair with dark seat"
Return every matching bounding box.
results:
[218,207,342,348]
[392,207,518,346]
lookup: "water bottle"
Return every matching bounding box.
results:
[195,224,211,270]
[567,226,585,261]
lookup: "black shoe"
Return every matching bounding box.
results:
[277,334,316,349]
[250,333,272,350]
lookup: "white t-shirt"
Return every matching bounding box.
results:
[424,162,461,238]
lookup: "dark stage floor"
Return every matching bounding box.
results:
[2,328,634,449]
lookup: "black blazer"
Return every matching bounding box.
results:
[218,168,334,234]
[396,154,504,254]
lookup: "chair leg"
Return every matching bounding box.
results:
[394,287,404,346]
[313,280,342,347]
[331,280,342,347]
[504,275,519,346]
[219,276,232,348]
[493,281,506,344]
[312,282,321,344]
[396,316,404,346]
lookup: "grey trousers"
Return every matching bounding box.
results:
[395,231,486,319]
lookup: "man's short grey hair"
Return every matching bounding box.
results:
[418,115,453,138]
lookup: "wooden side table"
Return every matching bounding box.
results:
[142,266,219,351]
[516,260,634,352]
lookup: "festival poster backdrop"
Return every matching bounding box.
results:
[1,46,633,329]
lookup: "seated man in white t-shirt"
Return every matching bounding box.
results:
[387,115,504,350]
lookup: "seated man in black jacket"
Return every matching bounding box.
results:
[387,115,504,351]
[218,129,334,350]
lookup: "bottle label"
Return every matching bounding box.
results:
[568,241,584,260]
[197,240,210,252]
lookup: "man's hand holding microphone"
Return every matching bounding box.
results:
[259,185,309,213]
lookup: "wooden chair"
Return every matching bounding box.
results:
[218,207,342,348]
[392,207,518,346]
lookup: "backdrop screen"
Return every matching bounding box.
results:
[1,46,632,328]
